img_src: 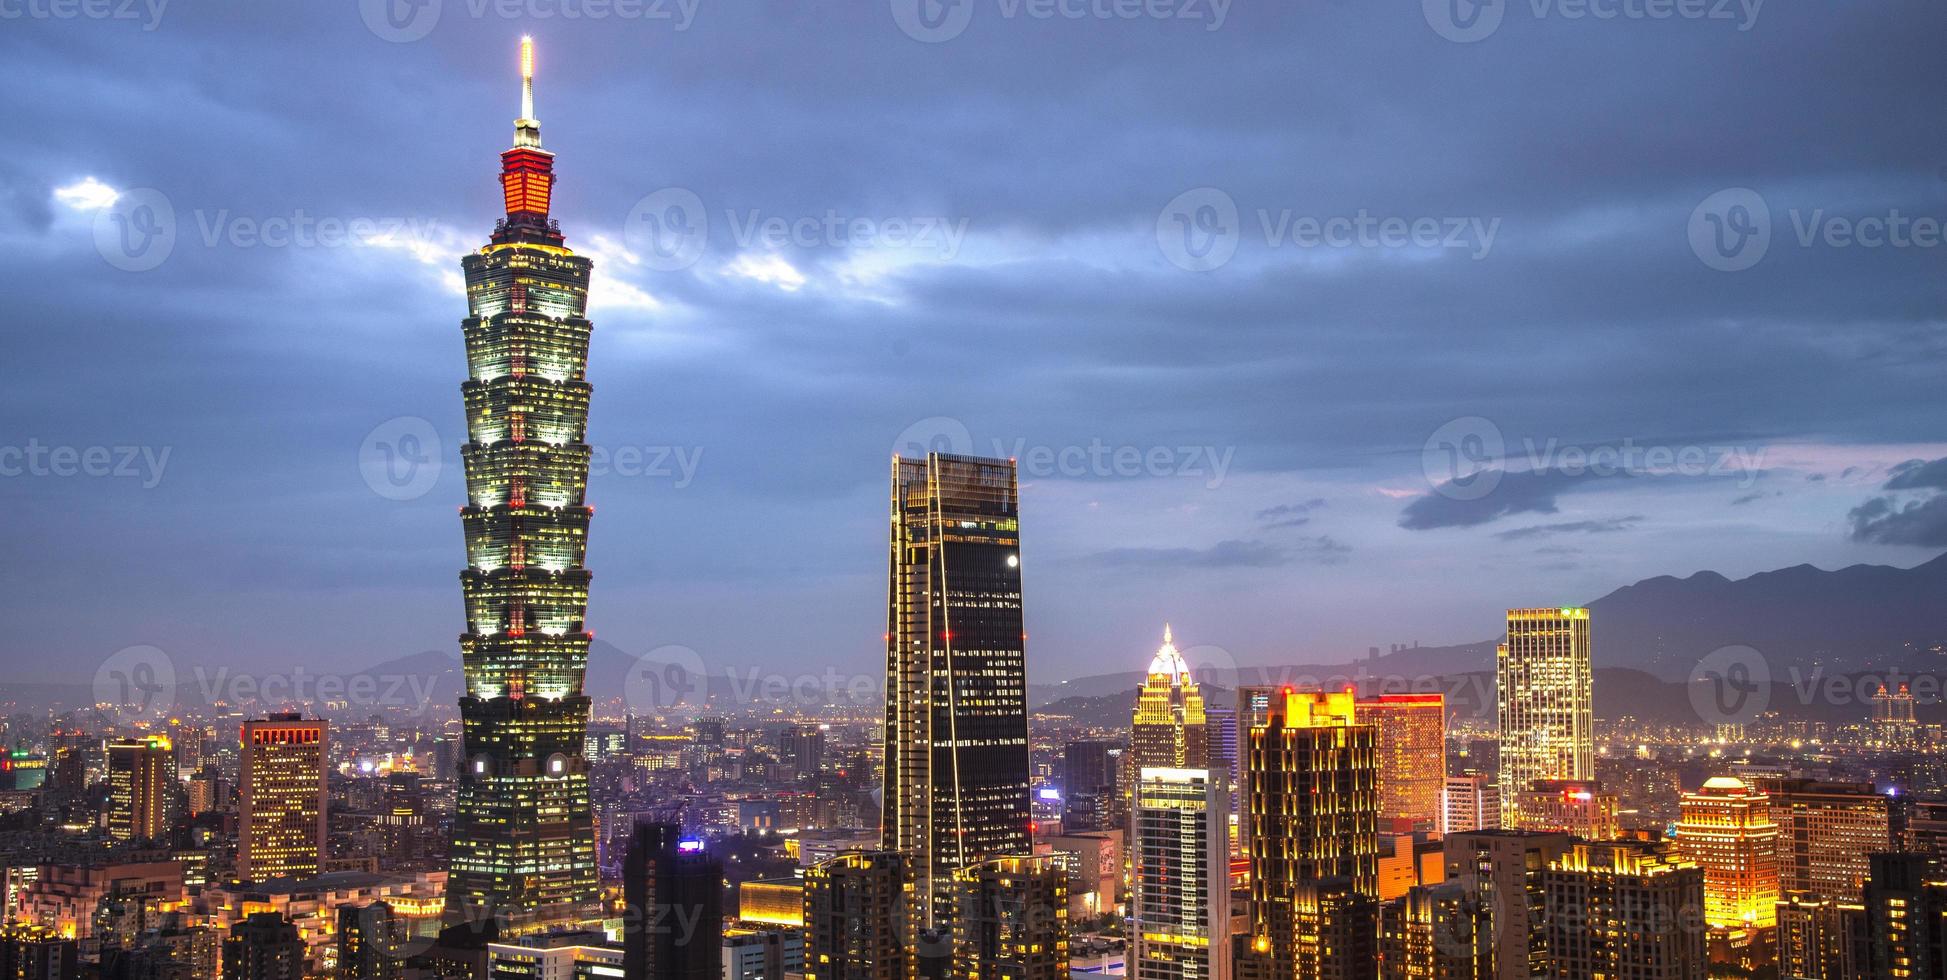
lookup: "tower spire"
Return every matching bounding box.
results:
[515,36,541,149]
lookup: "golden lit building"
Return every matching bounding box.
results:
[1496,608,1593,826]
[1356,693,1445,833]
[1508,779,1619,840]
[1674,776,1779,931]
[804,851,914,980]
[239,715,327,883]
[738,878,805,928]
[951,855,1069,980]
[106,735,174,843]
[1542,841,1705,979]
[1131,625,1209,776]
[1241,689,1378,979]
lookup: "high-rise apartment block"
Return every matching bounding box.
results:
[238,714,326,883]
[1131,767,1231,980]
[1356,693,1446,833]
[1496,608,1592,826]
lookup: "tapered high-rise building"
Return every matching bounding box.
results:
[1496,608,1592,826]
[238,714,326,883]
[445,37,601,931]
[1131,625,1209,775]
[883,453,1031,927]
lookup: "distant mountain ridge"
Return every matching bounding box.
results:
[1033,552,1947,702]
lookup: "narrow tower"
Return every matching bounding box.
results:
[445,37,602,932]
[883,453,1032,930]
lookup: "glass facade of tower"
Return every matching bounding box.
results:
[238,715,327,883]
[445,39,601,932]
[883,453,1031,929]
[1496,607,1593,827]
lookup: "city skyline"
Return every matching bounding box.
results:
[9,4,1947,685]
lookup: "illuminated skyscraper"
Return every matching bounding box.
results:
[1356,693,1445,833]
[1673,776,1779,932]
[1442,830,1572,980]
[1378,881,1490,980]
[950,854,1070,980]
[1240,689,1379,978]
[883,453,1031,927]
[1495,607,1592,826]
[623,821,723,980]
[1754,778,1894,903]
[1131,626,1209,775]
[1131,767,1230,980]
[1541,841,1706,979]
[106,735,174,843]
[1507,779,1619,841]
[803,850,914,980]
[238,714,326,883]
[1441,772,1499,837]
[445,37,602,931]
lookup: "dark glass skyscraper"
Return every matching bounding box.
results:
[445,38,601,932]
[883,453,1031,928]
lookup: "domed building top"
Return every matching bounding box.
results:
[1146,624,1193,685]
[1699,775,1754,793]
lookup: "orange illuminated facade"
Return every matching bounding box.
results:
[1674,776,1779,931]
[239,715,326,883]
[1355,693,1445,833]
[1131,625,1209,777]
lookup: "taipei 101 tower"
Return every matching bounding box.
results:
[444,37,602,932]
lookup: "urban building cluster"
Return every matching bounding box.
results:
[7,37,1946,980]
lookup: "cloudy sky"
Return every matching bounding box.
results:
[5,0,1946,687]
